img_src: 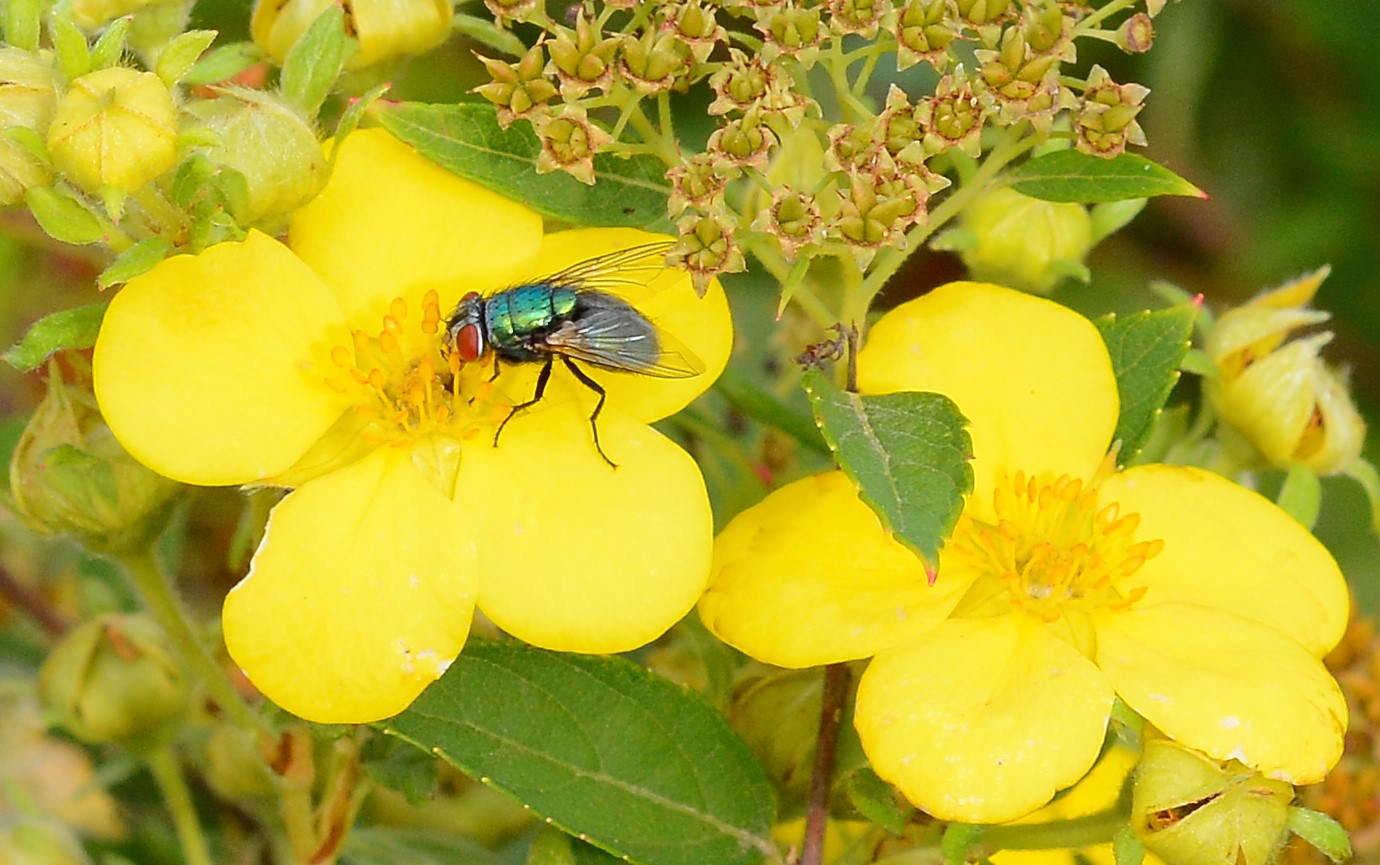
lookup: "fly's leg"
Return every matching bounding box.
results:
[561,357,615,469]
[493,357,552,448]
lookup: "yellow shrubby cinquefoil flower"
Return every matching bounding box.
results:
[93,129,732,724]
[701,283,1347,823]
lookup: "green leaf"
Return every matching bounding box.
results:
[4,304,108,372]
[155,29,218,87]
[384,641,777,865]
[1276,463,1322,530]
[341,826,505,865]
[330,82,391,165]
[24,187,107,244]
[844,768,910,835]
[802,370,972,569]
[1094,303,1197,466]
[279,4,354,118]
[88,15,132,70]
[5,0,41,51]
[1112,826,1146,865]
[50,11,91,80]
[1286,807,1352,863]
[181,41,264,87]
[98,236,171,288]
[1008,151,1205,203]
[376,102,672,228]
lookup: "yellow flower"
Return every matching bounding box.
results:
[93,129,732,724]
[252,0,454,70]
[46,67,178,193]
[700,282,1347,823]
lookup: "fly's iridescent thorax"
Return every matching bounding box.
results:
[484,284,581,362]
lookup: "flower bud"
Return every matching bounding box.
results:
[69,0,182,31]
[1205,268,1367,475]
[38,614,190,748]
[673,211,744,297]
[182,87,325,226]
[667,153,727,215]
[619,27,691,94]
[10,365,181,552]
[948,186,1092,294]
[47,67,178,194]
[755,4,824,66]
[473,45,557,128]
[545,13,619,100]
[662,0,726,63]
[0,47,59,205]
[916,69,984,157]
[0,818,93,865]
[1133,738,1294,865]
[828,0,890,38]
[895,0,954,71]
[531,105,610,185]
[1075,65,1149,158]
[202,723,277,799]
[252,0,453,70]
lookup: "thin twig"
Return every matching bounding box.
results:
[801,663,852,865]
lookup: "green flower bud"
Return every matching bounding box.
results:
[1076,65,1149,158]
[0,818,93,865]
[756,4,823,66]
[1206,268,1366,475]
[619,28,691,94]
[474,45,558,128]
[667,153,727,215]
[38,614,190,748]
[69,0,182,31]
[252,0,454,70]
[47,67,178,194]
[10,365,180,552]
[673,210,744,296]
[1133,739,1294,865]
[950,186,1092,294]
[706,112,778,170]
[532,106,610,185]
[0,47,59,205]
[202,724,276,799]
[828,0,890,38]
[182,87,325,227]
[917,69,984,157]
[895,0,954,71]
[664,0,725,63]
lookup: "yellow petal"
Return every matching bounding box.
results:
[700,471,970,667]
[93,231,351,486]
[290,129,544,329]
[856,615,1115,823]
[464,398,711,653]
[1095,603,1347,785]
[1101,464,1349,657]
[493,227,732,423]
[857,283,1117,518]
[223,446,478,723]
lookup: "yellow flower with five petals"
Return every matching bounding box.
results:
[700,282,1347,823]
[93,129,732,724]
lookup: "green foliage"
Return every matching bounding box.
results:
[385,641,777,865]
[3,304,107,372]
[1009,151,1204,203]
[280,5,354,118]
[1094,303,1197,466]
[376,102,672,228]
[803,369,972,568]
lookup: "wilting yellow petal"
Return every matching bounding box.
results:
[1095,603,1346,785]
[856,615,1115,823]
[1101,464,1348,657]
[701,471,971,667]
[93,231,351,486]
[223,446,478,723]
[857,282,1117,520]
[464,398,711,653]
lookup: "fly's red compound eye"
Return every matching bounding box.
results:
[455,322,483,362]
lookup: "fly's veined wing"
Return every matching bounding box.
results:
[537,242,676,295]
[542,290,705,378]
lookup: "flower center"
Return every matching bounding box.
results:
[949,466,1162,624]
[321,290,507,445]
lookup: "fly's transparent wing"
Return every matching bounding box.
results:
[541,290,704,378]
[538,242,676,294]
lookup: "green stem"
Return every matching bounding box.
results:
[624,105,678,165]
[146,746,214,865]
[118,548,266,736]
[824,37,873,120]
[855,125,1035,314]
[979,808,1129,851]
[1071,0,1138,34]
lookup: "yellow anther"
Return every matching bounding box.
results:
[379,330,399,354]
[354,403,377,417]
[1128,586,1149,602]
[349,368,369,384]
[408,383,425,406]
[435,404,450,424]
[1142,538,1165,558]
[1095,503,1120,529]
[1061,478,1083,501]
[330,346,353,367]
[998,519,1019,540]
[382,315,402,335]
[1119,556,1146,576]
[418,357,435,381]
[389,297,408,320]
[367,368,385,389]
[323,376,348,394]
[353,329,370,353]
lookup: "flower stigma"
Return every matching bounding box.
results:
[321,289,510,448]
[949,456,1162,642]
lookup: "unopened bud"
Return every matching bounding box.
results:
[531,105,610,185]
[0,47,60,205]
[756,5,824,65]
[69,0,182,31]
[473,45,557,127]
[202,724,277,799]
[38,614,190,748]
[917,69,984,157]
[828,0,890,38]
[182,87,325,226]
[619,28,691,93]
[1206,268,1366,475]
[672,211,744,297]
[706,111,778,171]
[251,0,453,70]
[545,13,619,100]
[948,186,1091,294]
[1075,65,1149,158]
[10,364,180,552]
[663,0,726,63]
[1133,738,1293,865]
[47,67,178,194]
[895,0,954,71]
